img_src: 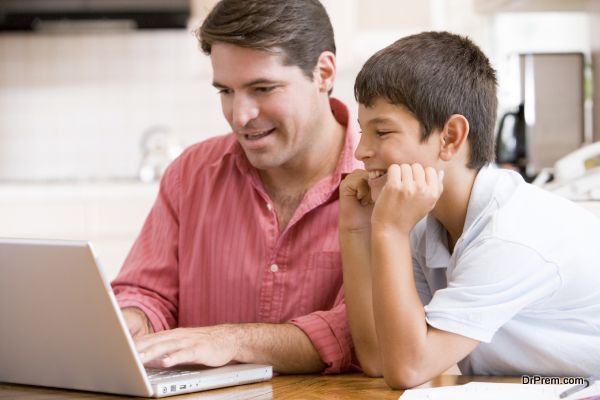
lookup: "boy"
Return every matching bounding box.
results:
[340,31,600,388]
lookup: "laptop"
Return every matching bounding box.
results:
[0,238,273,397]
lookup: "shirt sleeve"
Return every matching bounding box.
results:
[111,161,181,332]
[410,229,432,305]
[424,238,561,343]
[289,287,353,374]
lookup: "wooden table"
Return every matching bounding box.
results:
[0,374,520,399]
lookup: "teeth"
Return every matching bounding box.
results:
[247,130,268,136]
[246,131,268,137]
[243,129,273,140]
[368,170,386,179]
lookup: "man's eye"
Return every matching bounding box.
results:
[255,86,276,93]
[217,88,232,95]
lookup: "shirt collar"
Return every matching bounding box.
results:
[330,97,362,176]
[423,165,497,269]
[424,214,451,269]
[424,165,515,269]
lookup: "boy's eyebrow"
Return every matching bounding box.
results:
[212,78,281,89]
[359,116,396,125]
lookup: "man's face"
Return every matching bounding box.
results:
[356,97,442,201]
[210,43,323,171]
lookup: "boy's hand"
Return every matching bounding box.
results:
[372,164,444,234]
[339,169,374,233]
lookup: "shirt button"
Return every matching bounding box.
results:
[266,203,273,211]
[270,263,279,273]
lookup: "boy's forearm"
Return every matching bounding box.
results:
[340,229,382,376]
[371,227,428,383]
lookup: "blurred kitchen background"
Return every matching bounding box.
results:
[1,0,600,279]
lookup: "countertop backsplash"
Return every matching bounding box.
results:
[0,30,230,181]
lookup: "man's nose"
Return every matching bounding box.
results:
[231,95,259,130]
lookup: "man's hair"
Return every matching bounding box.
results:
[354,31,497,170]
[197,0,336,80]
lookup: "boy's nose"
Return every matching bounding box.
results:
[354,133,373,161]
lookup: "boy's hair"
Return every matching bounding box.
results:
[196,0,336,80]
[354,31,497,170]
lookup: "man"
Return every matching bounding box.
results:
[111,0,359,374]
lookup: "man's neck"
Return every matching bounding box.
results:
[259,102,346,230]
[431,166,477,253]
[259,106,346,198]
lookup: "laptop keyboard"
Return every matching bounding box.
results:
[146,367,200,381]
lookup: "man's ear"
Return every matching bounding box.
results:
[314,51,336,93]
[439,114,469,161]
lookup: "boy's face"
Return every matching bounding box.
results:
[356,97,442,201]
[210,42,324,172]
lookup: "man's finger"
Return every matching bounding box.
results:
[137,333,187,361]
[139,338,186,364]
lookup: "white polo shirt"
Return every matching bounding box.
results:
[411,165,600,376]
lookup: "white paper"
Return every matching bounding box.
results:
[400,381,600,400]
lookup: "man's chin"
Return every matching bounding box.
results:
[244,152,284,171]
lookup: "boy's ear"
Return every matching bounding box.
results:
[314,51,336,93]
[439,114,469,161]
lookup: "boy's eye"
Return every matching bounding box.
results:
[375,130,392,137]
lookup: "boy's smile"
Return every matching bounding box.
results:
[356,98,442,201]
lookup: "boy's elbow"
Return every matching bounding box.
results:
[357,352,383,377]
[383,366,429,390]
[361,361,383,377]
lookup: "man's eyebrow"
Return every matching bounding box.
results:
[212,78,281,89]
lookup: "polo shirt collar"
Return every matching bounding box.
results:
[424,165,499,269]
[462,165,498,235]
[424,214,451,269]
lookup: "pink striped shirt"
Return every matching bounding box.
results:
[112,98,361,373]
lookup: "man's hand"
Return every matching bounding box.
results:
[339,169,374,233]
[122,307,154,339]
[372,164,444,234]
[135,325,237,368]
[133,323,325,373]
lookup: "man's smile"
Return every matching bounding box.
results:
[241,128,276,141]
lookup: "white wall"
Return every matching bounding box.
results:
[0,0,497,181]
[0,30,228,181]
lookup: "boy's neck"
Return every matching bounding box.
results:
[431,165,478,254]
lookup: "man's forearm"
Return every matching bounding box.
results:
[340,229,381,376]
[230,323,325,374]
